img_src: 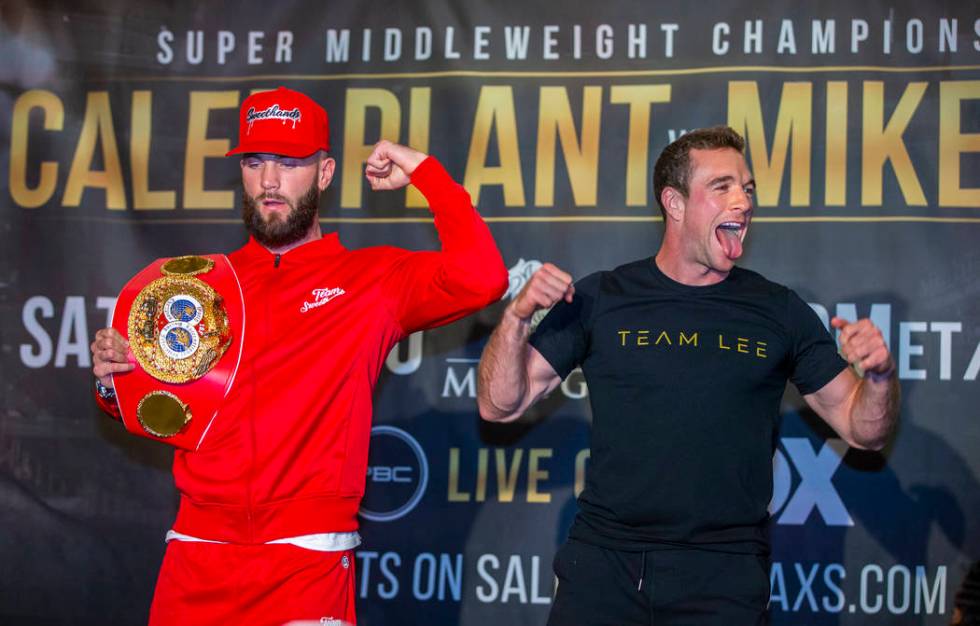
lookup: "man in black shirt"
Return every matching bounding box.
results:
[477,126,900,625]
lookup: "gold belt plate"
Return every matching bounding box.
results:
[127,272,232,384]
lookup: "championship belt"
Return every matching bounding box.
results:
[111,255,244,450]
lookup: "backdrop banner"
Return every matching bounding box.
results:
[2,1,978,624]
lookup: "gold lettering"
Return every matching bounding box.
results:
[63,91,126,209]
[757,341,768,358]
[447,448,469,502]
[183,90,238,209]
[535,86,602,206]
[728,81,812,206]
[10,90,63,208]
[737,337,749,353]
[131,90,176,210]
[475,448,488,502]
[636,330,650,346]
[618,330,630,346]
[405,87,432,208]
[609,85,671,206]
[825,81,848,206]
[939,80,980,207]
[448,448,488,501]
[718,334,731,350]
[527,448,552,503]
[342,88,401,208]
[679,331,698,347]
[861,81,927,206]
[464,86,525,206]
[655,331,672,346]
[495,448,523,502]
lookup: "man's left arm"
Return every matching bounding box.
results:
[803,316,900,450]
[365,140,508,333]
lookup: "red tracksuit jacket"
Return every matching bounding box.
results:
[100,157,507,543]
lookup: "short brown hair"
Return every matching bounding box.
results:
[652,126,745,217]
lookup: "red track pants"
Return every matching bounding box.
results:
[148,540,356,626]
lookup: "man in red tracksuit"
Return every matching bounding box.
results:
[90,87,507,626]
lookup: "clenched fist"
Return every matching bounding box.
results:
[508,263,575,322]
[831,316,894,380]
[364,140,427,191]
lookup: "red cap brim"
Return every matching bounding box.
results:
[226,139,328,158]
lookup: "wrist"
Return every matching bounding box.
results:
[500,304,534,339]
[503,301,534,326]
[94,378,116,401]
[402,151,427,176]
[865,362,896,383]
[407,155,439,187]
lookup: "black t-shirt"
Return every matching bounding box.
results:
[530,258,847,554]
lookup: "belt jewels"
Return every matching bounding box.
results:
[111,255,244,449]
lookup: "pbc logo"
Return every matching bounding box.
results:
[360,426,429,523]
[769,438,853,526]
[504,258,542,300]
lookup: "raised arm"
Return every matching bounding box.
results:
[367,140,508,332]
[477,264,574,422]
[803,316,900,450]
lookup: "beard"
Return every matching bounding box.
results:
[242,180,321,248]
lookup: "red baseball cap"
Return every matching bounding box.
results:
[226,86,330,158]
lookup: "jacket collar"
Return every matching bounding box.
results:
[235,232,346,267]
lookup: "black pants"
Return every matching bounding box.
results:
[547,539,770,626]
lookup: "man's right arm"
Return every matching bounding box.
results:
[477,264,573,422]
[367,141,508,334]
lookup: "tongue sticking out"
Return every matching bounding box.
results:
[716,225,743,260]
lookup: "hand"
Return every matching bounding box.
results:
[364,140,427,191]
[831,316,894,380]
[509,263,575,321]
[90,327,134,388]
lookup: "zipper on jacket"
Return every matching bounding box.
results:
[274,253,281,268]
